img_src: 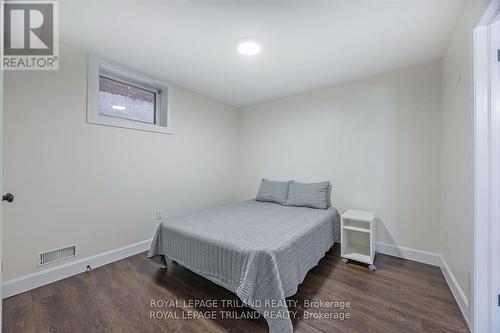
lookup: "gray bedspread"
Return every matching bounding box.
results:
[148,200,340,333]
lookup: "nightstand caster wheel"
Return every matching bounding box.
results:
[369,264,376,271]
[342,258,348,264]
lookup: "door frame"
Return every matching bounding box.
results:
[0,2,4,330]
[474,1,500,332]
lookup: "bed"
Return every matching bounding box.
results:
[148,199,341,333]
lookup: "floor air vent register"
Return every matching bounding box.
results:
[38,245,77,266]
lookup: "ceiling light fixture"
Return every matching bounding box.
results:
[237,38,261,56]
[112,105,126,110]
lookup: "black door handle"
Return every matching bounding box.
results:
[2,193,14,203]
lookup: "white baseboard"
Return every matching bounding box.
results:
[439,255,470,328]
[376,242,442,266]
[2,239,152,299]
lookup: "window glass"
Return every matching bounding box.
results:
[98,76,156,124]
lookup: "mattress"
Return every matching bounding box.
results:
[148,200,340,333]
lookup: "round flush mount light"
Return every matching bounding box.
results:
[237,38,261,56]
[112,105,126,110]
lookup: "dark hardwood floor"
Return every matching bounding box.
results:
[3,244,469,333]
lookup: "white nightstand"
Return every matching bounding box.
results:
[341,209,377,271]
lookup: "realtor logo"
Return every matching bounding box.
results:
[2,0,59,70]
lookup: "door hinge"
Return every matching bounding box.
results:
[498,294,500,306]
[498,49,500,62]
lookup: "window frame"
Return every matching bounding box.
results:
[87,56,173,134]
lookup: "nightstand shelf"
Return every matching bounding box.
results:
[342,225,371,233]
[341,209,376,271]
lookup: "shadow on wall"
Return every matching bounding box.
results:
[373,217,397,248]
[375,217,404,257]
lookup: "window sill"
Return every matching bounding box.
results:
[87,113,174,134]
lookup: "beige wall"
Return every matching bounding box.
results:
[4,52,445,282]
[237,61,442,253]
[3,44,238,280]
[440,0,491,306]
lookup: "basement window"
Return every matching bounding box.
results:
[87,56,173,134]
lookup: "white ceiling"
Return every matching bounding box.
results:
[60,0,464,107]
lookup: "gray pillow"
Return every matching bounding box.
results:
[287,181,330,209]
[326,184,332,208]
[256,179,290,205]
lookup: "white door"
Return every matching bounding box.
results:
[474,4,500,332]
[492,19,500,333]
